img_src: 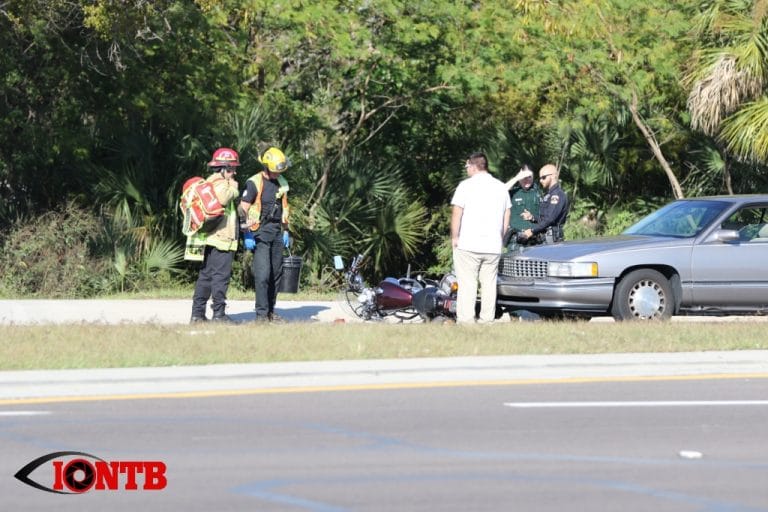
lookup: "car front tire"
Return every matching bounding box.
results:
[611,269,673,321]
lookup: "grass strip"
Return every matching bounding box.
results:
[1,321,766,370]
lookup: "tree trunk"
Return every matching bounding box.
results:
[723,153,734,194]
[629,91,684,199]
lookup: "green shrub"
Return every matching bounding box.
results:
[602,209,639,235]
[0,203,111,297]
[565,198,665,240]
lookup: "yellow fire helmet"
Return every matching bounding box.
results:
[259,147,289,173]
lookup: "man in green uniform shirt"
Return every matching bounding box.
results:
[505,165,540,251]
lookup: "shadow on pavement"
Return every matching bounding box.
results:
[229,304,333,324]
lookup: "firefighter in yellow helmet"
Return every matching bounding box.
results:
[238,147,292,322]
[190,147,241,323]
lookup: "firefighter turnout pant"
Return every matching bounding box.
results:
[192,245,236,318]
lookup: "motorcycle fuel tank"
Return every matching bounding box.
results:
[375,280,413,310]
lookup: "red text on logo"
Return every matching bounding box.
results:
[52,459,167,492]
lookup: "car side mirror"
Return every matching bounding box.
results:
[333,255,344,270]
[712,229,740,243]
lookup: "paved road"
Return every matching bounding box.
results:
[0,299,358,325]
[3,298,768,326]
[2,299,767,510]
[3,377,767,511]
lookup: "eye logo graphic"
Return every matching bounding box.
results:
[15,451,167,494]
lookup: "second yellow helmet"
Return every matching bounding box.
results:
[259,147,289,173]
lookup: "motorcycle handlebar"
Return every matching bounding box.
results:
[350,254,364,272]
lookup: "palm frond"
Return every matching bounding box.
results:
[732,32,768,87]
[687,54,763,135]
[681,139,727,196]
[361,189,428,276]
[388,190,429,258]
[563,112,624,202]
[141,239,185,274]
[686,0,768,138]
[720,96,768,162]
[226,104,273,164]
[328,152,403,202]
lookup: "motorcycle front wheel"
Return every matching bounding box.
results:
[337,287,374,321]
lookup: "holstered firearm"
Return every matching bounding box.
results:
[546,226,564,244]
[502,227,518,247]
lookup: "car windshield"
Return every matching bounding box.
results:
[623,200,730,238]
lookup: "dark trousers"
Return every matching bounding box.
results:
[192,246,235,318]
[252,231,284,319]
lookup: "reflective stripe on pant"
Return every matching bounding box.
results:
[192,246,235,317]
[452,248,500,324]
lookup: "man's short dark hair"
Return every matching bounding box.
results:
[467,152,488,171]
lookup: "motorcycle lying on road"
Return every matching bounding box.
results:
[334,254,457,322]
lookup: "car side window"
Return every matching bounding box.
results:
[753,223,768,241]
[721,206,768,242]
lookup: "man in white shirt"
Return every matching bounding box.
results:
[451,152,511,323]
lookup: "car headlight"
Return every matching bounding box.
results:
[547,261,598,277]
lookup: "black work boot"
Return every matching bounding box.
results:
[211,313,235,324]
[190,315,208,324]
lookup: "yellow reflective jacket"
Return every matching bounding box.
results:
[245,172,290,231]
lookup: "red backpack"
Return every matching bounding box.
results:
[180,177,225,236]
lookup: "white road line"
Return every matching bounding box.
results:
[504,400,768,408]
[0,411,51,416]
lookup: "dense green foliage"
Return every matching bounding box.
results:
[0,202,110,297]
[1,1,767,296]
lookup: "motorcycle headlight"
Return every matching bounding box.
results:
[439,273,458,294]
[547,261,598,277]
[348,274,365,292]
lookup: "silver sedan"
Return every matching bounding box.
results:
[497,195,768,320]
